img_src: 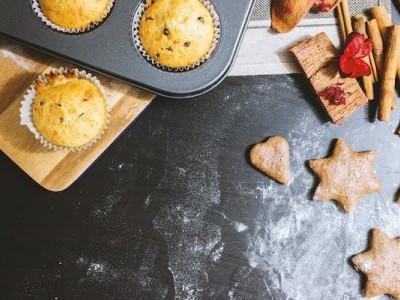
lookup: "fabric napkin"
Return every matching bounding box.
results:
[229,0,391,76]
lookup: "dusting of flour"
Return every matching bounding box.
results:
[0,42,37,71]
[149,129,223,299]
[244,108,400,300]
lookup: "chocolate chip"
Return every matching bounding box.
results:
[59,118,64,123]
[155,53,160,58]
[40,101,45,106]
[198,17,205,23]
[82,98,88,102]
[164,28,169,36]
[56,103,62,107]
[184,41,191,47]
[146,16,154,21]
[78,113,85,117]
[166,47,173,52]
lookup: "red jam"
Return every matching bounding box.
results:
[319,84,347,105]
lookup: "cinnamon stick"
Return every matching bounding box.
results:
[337,4,347,43]
[367,19,384,77]
[371,6,392,43]
[378,25,400,121]
[367,20,397,109]
[370,6,400,83]
[340,0,352,36]
[353,15,374,100]
[369,51,378,83]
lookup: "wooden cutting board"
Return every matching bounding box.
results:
[0,38,155,192]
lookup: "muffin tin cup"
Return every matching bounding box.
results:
[132,0,221,71]
[20,67,111,152]
[32,0,115,33]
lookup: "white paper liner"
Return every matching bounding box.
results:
[20,68,111,152]
[32,0,115,33]
[132,0,221,71]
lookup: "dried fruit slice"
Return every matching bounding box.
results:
[340,33,373,78]
[343,33,373,59]
[271,0,315,33]
[312,0,342,12]
[340,56,371,78]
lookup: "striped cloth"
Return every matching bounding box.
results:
[229,0,392,76]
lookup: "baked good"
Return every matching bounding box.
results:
[139,0,214,68]
[38,0,112,30]
[32,70,107,148]
[308,139,381,212]
[272,0,315,33]
[250,136,290,185]
[271,0,340,33]
[352,229,400,299]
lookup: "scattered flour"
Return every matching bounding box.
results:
[109,161,135,171]
[234,222,249,233]
[87,262,106,274]
[91,194,121,218]
[243,108,400,300]
[360,260,372,272]
[210,243,225,262]
[144,78,400,299]
[143,195,152,209]
[0,42,36,71]
[218,211,250,233]
[150,126,223,299]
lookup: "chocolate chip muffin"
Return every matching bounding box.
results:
[39,0,112,31]
[32,70,108,148]
[139,0,215,68]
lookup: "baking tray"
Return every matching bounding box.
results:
[0,0,255,98]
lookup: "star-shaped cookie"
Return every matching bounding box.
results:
[308,139,381,212]
[352,229,400,299]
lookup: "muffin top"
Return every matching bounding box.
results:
[32,71,107,148]
[39,0,111,30]
[139,0,215,68]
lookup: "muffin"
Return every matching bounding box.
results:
[31,70,108,149]
[139,0,215,68]
[38,0,112,31]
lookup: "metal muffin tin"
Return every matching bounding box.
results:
[0,0,255,98]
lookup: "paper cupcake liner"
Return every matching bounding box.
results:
[32,0,115,33]
[20,68,111,152]
[132,0,221,71]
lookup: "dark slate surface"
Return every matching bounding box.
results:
[2,5,400,300]
[1,74,400,300]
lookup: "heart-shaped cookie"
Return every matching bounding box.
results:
[250,136,290,185]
